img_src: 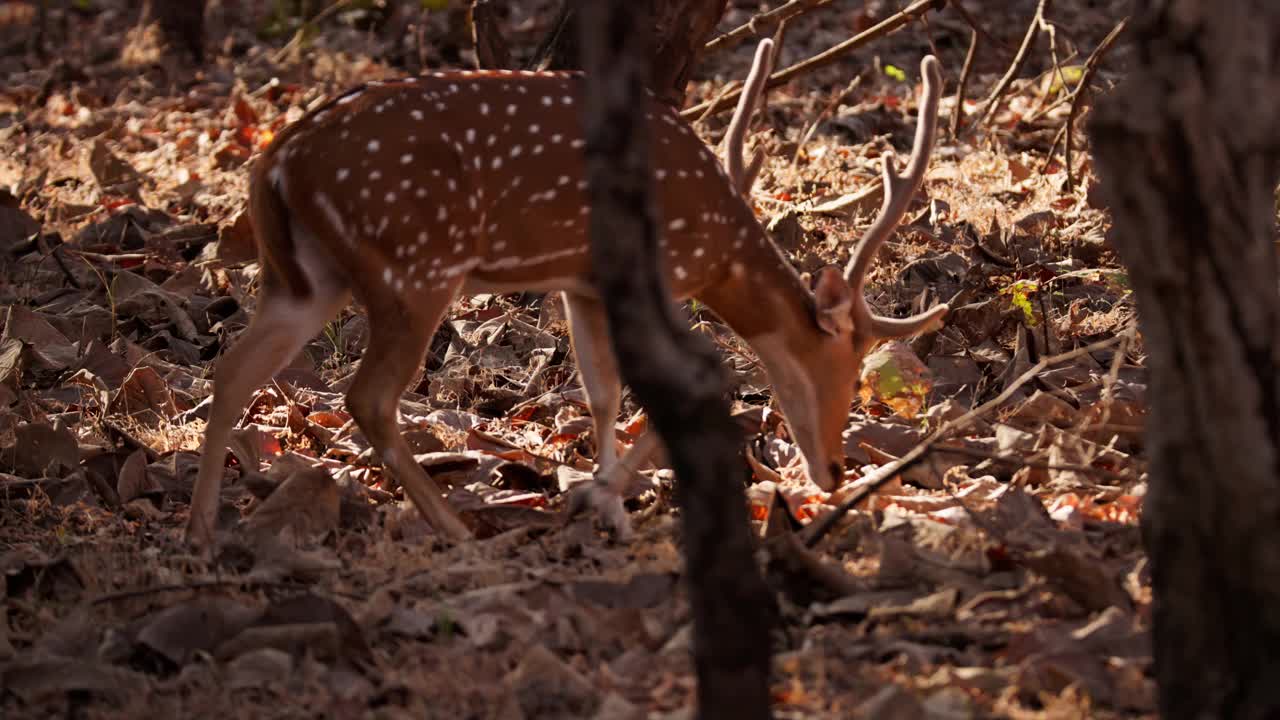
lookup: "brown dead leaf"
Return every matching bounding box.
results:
[220,593,373,669]
[505,643,599,718]
[0,337,22,386]
[2,305,78,370]
[116,447,162,504]
[854,684,925,720]
[569,573,678,611]
[972,488,1132,612]
[135,597,262,666]
[108,365,177,426]
[0,201,39,252]
[87,139,143,196]
[2,550,84,600]
[244,466,340,542]
[0,656,148,705]
[226,647,294,689]
[3,421,80,478]
[215,209,257,265]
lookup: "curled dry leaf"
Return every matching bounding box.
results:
[859,341,934,419]
[215,209,257,265]
[1,550,84,600]
[108,365,178,426]
[116,447,163,504]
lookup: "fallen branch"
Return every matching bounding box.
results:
[803,332,1128,548]
[932,445,1141,483]
[90,579,364,606]
[975,0,1050,127]
[702,0,834,54]
[680,0,947,120]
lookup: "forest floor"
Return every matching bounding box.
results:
[0,1,1150,718]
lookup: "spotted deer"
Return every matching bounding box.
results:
[187,46,947,549]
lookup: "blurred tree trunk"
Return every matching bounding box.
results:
[577,2,774,719]
[140,0,206,61]
[1089,2,1280,717]
[470,0,512,69]
[539,0,728,106]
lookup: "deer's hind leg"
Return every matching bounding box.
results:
[188,275,350,550]
[344,278,472,541]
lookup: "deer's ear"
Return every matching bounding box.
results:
[812,265,853,336]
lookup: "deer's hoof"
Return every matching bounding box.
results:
[567,482,634,542]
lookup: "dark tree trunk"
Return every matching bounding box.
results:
[577,2,774,719]
[140,0,206,61]
[541,0,728,106]
[469,0,511,69]
[1089,2,1280,717]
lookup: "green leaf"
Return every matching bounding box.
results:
[420,0,451,9]
[1050,65,1086,94]
[884,64,907,83]
[999,279,1040,325]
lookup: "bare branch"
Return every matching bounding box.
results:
[976,0,1050,126]
[680,0,946,120]
[803,331,1132,549]
[950,28,979,137]
[702,0,833,54]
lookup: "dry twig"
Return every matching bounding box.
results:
[681,0,947,120]
[975,0,1051,127]
[702,0,834,54]
[950,28,979,137]
[1062,17,1128,189]
[803,333,1128,548]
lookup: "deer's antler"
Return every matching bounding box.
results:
[724,38,777,194]
[845,55,946,341]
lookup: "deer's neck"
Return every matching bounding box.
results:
[698,228,817,346]
[695,228,828,480]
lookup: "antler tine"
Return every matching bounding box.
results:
[844,55,942,293]
[866,304,949,339]
[724,38,777,194]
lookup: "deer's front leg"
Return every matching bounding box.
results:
[562,292,636,537]
[189,283,350,553]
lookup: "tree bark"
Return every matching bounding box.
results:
[540,0,728,106]
[577,2,775,719]
[140,0,206,61]
[469,0,511,69]
[1089,2,1280,717]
